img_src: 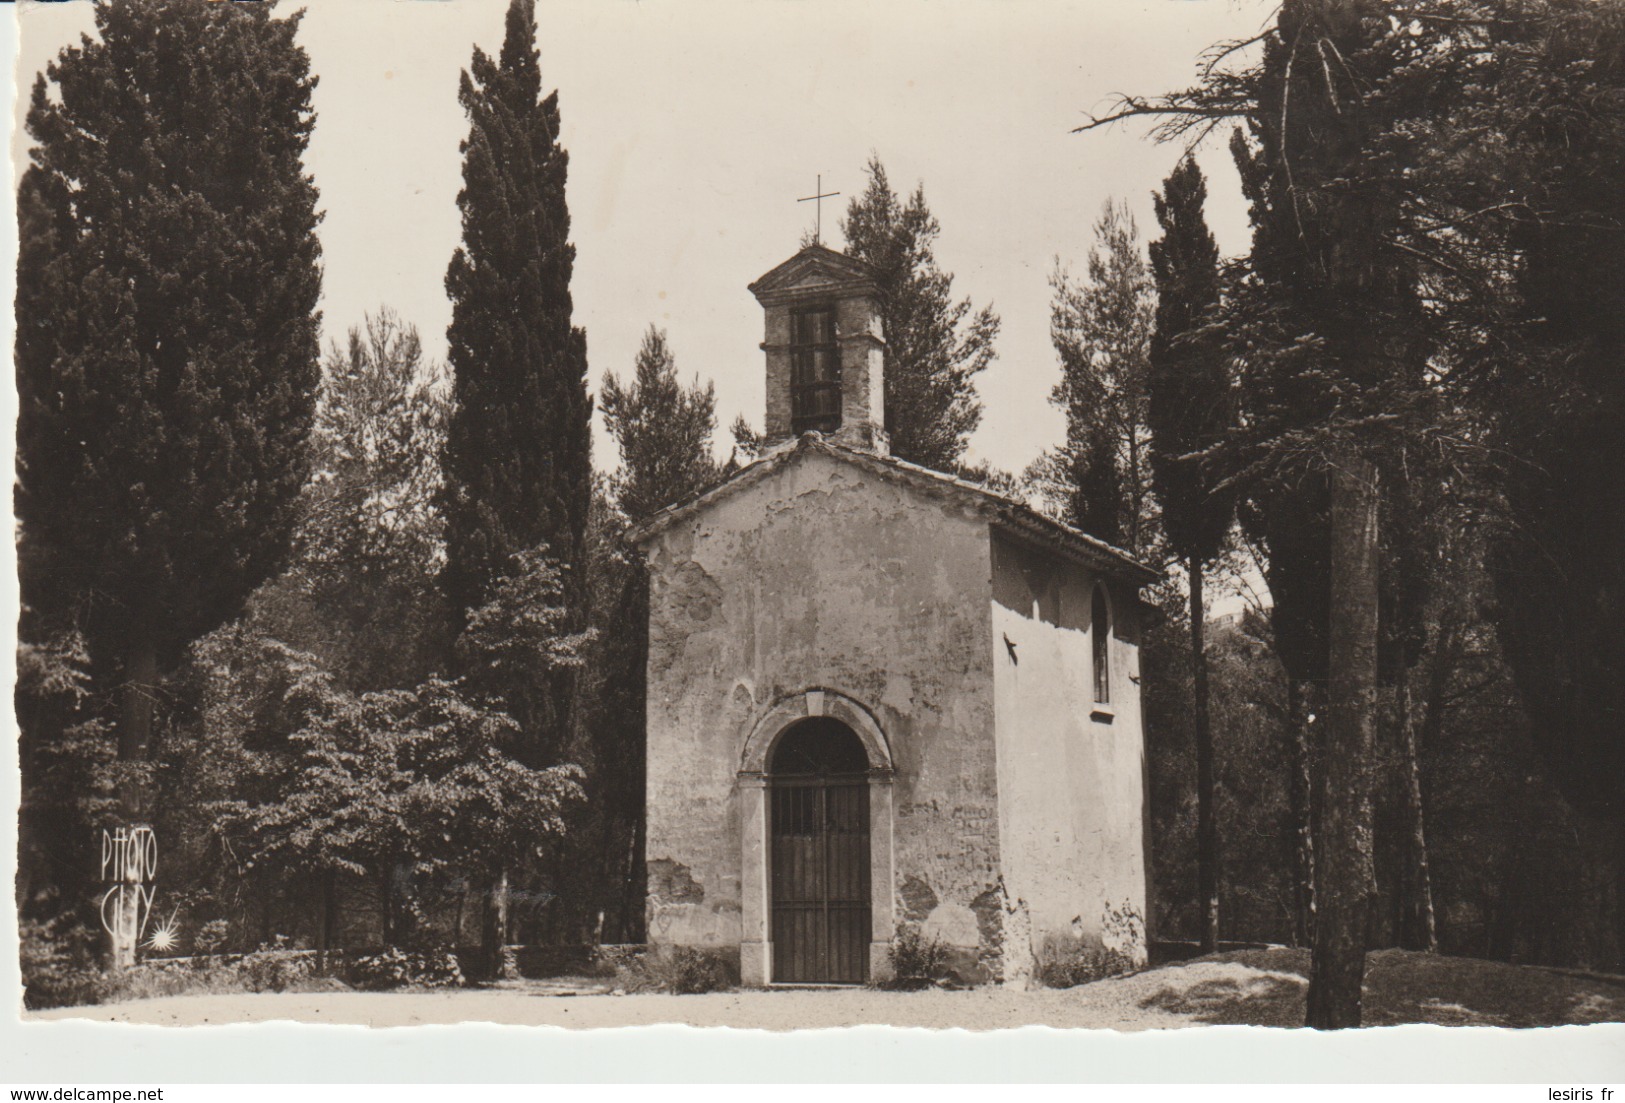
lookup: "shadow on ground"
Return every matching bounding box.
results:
[1136,955,1308,1026]
[1133,946,1625,1027]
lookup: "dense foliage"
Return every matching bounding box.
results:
[1042,201,1157,555]
[599,328,720,523]
[15,0,323,811]
[840,156,1000,473]
[1084,0,1625,1021]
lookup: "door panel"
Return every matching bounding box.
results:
[770,778,870,983]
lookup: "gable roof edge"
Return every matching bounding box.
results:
[628,433,1159,586]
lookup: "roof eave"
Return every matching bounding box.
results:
[989,507,1161,586]
[628,433,1161,587]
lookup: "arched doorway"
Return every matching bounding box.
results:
[768,717,871,983]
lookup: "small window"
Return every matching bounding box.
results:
[1092,583,1111,704]
[790,305,840,434]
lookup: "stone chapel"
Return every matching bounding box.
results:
[630,242,1157,987]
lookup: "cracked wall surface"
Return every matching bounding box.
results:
[643,449,1000,966]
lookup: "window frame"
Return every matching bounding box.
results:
[1091,582,1113,708]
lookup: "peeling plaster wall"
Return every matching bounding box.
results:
[989,532,1150,974]
[643,450,1001,970]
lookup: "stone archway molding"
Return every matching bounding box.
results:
[735,686,897,986]
[739,687,894,776]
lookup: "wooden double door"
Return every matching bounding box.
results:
[768,719,872,984]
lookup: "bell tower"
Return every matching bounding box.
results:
[748,244,888,455]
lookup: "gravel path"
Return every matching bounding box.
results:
[27,949,1625,1030]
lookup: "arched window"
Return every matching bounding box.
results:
[1092,583,1111,705]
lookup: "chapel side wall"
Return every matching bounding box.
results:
[643,452,1002,975]
[989,532,1149,977]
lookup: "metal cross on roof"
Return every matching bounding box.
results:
[798,174,841,245]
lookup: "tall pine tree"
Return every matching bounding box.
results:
[600,327,720,522]
[1048,200,1157,554]
[1147,157,1235,955]
[16,0,322,858]
[294,310,451,692]
[840,156,999,473]
[1235,1,1428,1028]
[441,0,592,766]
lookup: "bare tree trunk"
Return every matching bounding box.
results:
[1287,679,1317,948]
[1416,621,1459,951]
[477,868,511,980]
[454,881,469,948]
[1191,557,1220,954]
[319,869,338,972]
[380,867,395,946]
[623,802,647,943]
[110,636,160,970]
[594,812,614,943]
[117,637,158,810]
[1616,822,1625,973]
[1128,429,1144,555]
[1307,451,1380,1029]
[1395,672,1437,952]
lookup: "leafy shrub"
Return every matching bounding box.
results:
[1035,944,1139,989]
[21,922,341,1009]
[238,936,316,991]
[615,946,733,994]
[1100,899,1146,964]
[95,960,228,1004]
[882,924,949,990]
[350,945,464,990]
[192,919,231,956]
[20,916,105,1010]
[590,943,645,978]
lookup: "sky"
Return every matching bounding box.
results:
[12,0,1276,478]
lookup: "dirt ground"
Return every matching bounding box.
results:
[27,948,1625,1031]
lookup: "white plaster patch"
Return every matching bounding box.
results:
[881,671,915,714]
[1001,894,1035,991]
[922,902,980,948]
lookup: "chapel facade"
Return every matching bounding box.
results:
[631,243,1156,987]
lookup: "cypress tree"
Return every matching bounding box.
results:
[1474,0,1625,965]
[16,0,322,831]
[1147,156,1235,955]
[1068,425,1127,550]
[441,0,592,763]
